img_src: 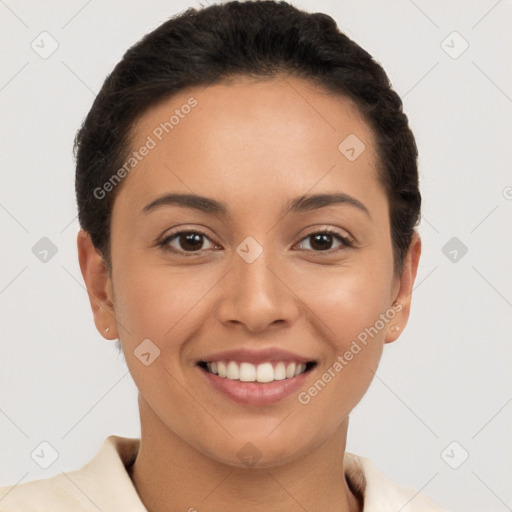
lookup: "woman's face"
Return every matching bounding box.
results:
[81,75,420,467]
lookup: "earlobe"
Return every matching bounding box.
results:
[77,229,119,340]
[384,232,422,344]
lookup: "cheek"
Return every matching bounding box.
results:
[112,265,215,409]
[113,263,221,347]
[296,261,392,393]
[293,268,391,424]
[298,259,394,345]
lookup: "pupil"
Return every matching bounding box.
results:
[181,233,203,251]
[311,233,332,251]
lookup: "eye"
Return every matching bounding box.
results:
[158,228,353,256]
[296,230,353,252]
[158,230,218,255]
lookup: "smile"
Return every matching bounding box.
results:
[197,359,317,406]
[200,360,315,383]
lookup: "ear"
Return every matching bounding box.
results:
[77,229,119,340]
[384,231,421,344]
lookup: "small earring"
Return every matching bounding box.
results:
[105,327,110,333]
[390,325,400,332]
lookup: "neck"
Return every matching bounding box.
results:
[128,395,362,512]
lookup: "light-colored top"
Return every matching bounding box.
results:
[0,435,449,511]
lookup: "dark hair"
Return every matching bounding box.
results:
[74,0,420,276]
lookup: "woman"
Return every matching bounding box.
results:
[0,1,450,510]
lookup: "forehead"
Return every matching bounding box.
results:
[116,75,382,216]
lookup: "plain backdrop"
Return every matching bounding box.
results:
[1,1,511,511]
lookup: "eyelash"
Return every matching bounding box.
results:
[157,228,354,257]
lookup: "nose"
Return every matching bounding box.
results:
[214,244,300,333]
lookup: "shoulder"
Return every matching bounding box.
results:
[0,435,145,512]
[344,452,451,512]
[0,472,88,512]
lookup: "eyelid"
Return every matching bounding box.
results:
[157,228,218,255]
[294,228,354,252]
[296,225,354,245]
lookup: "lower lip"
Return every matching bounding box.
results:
[198,365,314,406]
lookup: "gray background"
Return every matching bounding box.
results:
[1,1,511,511]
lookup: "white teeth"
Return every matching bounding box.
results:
[226,361,239,380]
[217,361,227,377]
[203,360,310,383]
[285,362,296,378]
[256,362,274,383]
[274,362,286,380]
[295,363,306,376]
[239,362,256,382]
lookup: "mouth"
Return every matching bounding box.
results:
[197,360,317,383]
[197,358,318,406]
[195,347,318,406]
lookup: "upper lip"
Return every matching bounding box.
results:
[198,348,316,365]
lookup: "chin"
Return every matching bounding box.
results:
[199,432,316,470]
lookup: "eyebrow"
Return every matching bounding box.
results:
[142,192,371,219]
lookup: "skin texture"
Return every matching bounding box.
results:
[78,75,421,512]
